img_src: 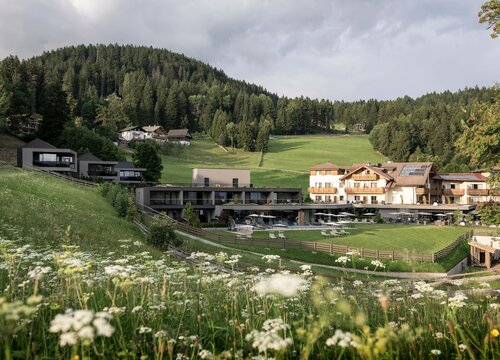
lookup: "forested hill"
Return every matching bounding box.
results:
[0,44,497,169]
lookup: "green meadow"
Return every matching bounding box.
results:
[160,134,383,191]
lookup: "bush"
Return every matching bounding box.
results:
[148,215,182,249]
[98,183,136,218]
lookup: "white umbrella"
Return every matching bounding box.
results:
[362,212,376,216]
[341,212,355,216]
[435,213,447,217]
[389,212,402,215]
[248,214,261,217]
[445,212,455,215]
[325,222,340,226]
[314,212,327,216]
[399,212,413,215]
[324,213,337,217]
[262,215,276,218]
[417,212,432,216]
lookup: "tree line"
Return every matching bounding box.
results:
[0,44,496,166]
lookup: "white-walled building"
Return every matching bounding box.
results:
[309,161,498,205]
[119,126,146,141]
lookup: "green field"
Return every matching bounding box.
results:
[251,224,468,252]
[161,134,382,191]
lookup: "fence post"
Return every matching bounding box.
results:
[314,242,317,251]
[421,252,424,262]
[376,249,379,259]
[360,248,363,258]
[392,250,395,261]
[329,243,332,254]
[432,253,435,263]
[299,240,301,249]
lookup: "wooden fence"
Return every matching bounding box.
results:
[27,165,98,188]
[136,204,474,263]
[433,230,473,260]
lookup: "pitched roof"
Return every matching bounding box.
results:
[469,241,495,253]
[433,173,487,182]
[21,138,56,149]
[120,125,144,132]
[389,162,434,186]
[339,164,394,181]
[78,153,102,162]
[116,161,136,169]
[309,162,340,171]
[143,125,166,133]
[167,129,192,138]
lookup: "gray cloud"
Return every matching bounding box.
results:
[0,0,498,100]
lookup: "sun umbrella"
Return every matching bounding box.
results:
[417,212,432,216]
[363,212,376,216]
[248,214,261,217]
[389,212,402,215]
[435,213,447,217]
[341,212,355,216]
[314,212,327,216]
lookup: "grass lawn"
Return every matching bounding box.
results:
[0,167,160,256]
[160,134,382,191]
[250,224,469,253]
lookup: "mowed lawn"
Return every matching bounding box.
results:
[250,224,469,253]
[0,167,153,255]
[161,134,382,191]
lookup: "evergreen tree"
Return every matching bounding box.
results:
[132,141,163,182]
[37,82,71,143]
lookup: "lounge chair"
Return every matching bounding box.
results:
[329,230,340,237]
[269,233,277,240]
[278,232,286,240]
[321,231,331,237]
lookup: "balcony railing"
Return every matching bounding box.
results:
[415,187,429,195]
[308,187,337,194]
[150,199,182,205]
[467,188,489,196]
[88,171,117,177]
[120,176,142,181]
[345,187,385,194]
[443,189,465,196]
[34,160,75,168]
[429,189,443,196]
[183,199,214,206]
[352,174,378,181]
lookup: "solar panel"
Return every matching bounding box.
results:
[400,165,427,176]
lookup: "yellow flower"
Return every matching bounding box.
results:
[491,329,500,338]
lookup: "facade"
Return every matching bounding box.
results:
[115,162,147,184]
[309,162,497,206]
[136,168,301,222]
[119,126,146,141]
[143,125,168,143]
[432,173,499,204]
[78,153,119,181]
[17,138,77,173]
[166,129,192,145]
[192,168,251,187]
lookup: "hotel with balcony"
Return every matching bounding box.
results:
[136,168,302,223]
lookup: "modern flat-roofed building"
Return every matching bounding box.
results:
[192,168,251,187]
[136,168,301,222]
[17,138,77,173]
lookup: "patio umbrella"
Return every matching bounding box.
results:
[435,213,447,217]
[363,212,376,216]
[314,212,327,216]
[416,212,432,216]
[445,212,455,215]
[341,212,355,216]
[248,214,261,217]
[324,213,337,217]
[389,212,402,215]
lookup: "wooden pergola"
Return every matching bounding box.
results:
[469,240,496,268]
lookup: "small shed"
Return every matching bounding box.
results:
[469,236,500,268]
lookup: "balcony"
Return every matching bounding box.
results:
[467,188,489,196]
[415,187,429,195]
[34,160,75,168]
[88,170,117,177]
[150,199,182,206]
[443,189,465,196]
[429,189,443,196]
[183,199,214,206]
[120,176,142,182]
[308,187,337,194]
[352,174,378,181]
[345,187,385,194]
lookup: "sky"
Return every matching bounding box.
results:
[0,0,498,101]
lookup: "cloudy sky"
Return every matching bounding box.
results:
[0,0,498,101]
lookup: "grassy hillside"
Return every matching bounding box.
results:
[0,167,150,255]
[161,134,382,191]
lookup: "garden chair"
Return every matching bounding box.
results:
[321,231,331,237]
[329,230,340,237]
[278,232,286,240]
[269,233,277,240]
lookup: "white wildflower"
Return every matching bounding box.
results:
[430,349,441,355]
[325,329,358,348]
[253,274,306,298]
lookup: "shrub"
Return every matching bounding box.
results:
[182,201,201,228]
[148,215,182,249]
[98,183,136,219]
[126,197,138,221]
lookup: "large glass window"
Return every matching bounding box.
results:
[39,153,57,162]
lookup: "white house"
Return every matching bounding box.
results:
[119,126,146,141]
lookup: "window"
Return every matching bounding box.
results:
[204,177,210,186]
[371,196,377,203]
[354,196,361,201]
[315,182,322,188]
[315,195,322,202]
[325,195,331,202]
[316,171,320,175]
[370,182,377,188]
[232,178,239,187]
[39,153,57,162]
[339,182,344,188]
[339,196,344,201]
[354,182,360,188]
[450,184,456,189]
[326,171,331,175]
[325,182,331,188]
[61,156,72,163]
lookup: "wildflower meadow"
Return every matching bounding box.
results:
[1,222,499,360]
